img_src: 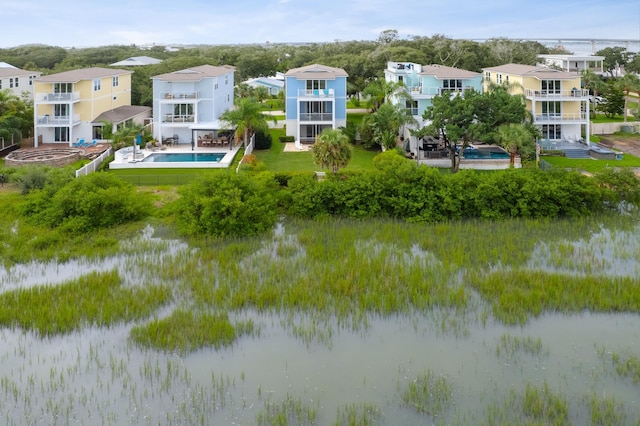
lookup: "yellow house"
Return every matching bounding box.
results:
[33,67,133,146]
[482,63,590,144]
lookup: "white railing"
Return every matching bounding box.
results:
[37,114,80,125]
[236,134,255,173]
[534,113,587,122]
[162,114,195,123]
[161,91,198,100]
[76,146,113,178]
[525,89,589,98]
[299,113,333,122]
[37,92,80,102]
[297,89,335,97]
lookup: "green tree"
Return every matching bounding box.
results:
[596,47,627,77]
[311,128,353,174]
[600,81,625,118]
[581,69,605,116]
[219,97,275,146]
[361,102,417,150]
[617,74,640,122]
[362,78,407,111]
[497,123,536,166]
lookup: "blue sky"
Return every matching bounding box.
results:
[1,0,639,48]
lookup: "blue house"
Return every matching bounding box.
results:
[384,62,482,154]
[284,64,348,144]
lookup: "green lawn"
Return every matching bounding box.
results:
[541,154,640,173]
[254,127,380,173]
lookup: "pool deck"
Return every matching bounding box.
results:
[109,143,241,169]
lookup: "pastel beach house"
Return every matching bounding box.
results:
[151,64,235,147]
[33,67,132,146]
[482,63,589,145]
[284,64,348,144]
[384,62,482,151]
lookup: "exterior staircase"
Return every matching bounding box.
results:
[563,148,591,159]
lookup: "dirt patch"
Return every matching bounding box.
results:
[597,135,640,157]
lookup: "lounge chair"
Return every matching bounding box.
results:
[83,139,97,147]
[73,138,85,147]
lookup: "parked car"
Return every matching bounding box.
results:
[589,96,604,104]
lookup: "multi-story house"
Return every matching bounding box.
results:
[537,54,605,74]
[284,64,348,143]
[482,63,589,144]
[151,64,235,146]
[0,64,41,99]
[33,67,133,146]
[384,62,482,151]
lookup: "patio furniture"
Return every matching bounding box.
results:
[73,138,85,147]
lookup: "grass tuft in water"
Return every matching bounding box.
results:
[0,270,170,336]
[130,310,255,354]
[334,402,383,426]
[588,393,628,425]
[256,393,318,426]
[401,369,452,417]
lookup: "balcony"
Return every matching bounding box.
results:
[163,114,195,123]
[300,113,333,122]
[36,92,80,102]
[526,89,589,99]
[534,113,587,123]
[36,114,80,125]
[297,89,335,98]
[161,91,198,100]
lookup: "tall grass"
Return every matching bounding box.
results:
[0,270,170,336]
[400,369,453,417]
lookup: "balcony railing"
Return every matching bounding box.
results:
[36,114,80,125]
[534,113,587,122]
[162,114,195,123]
[299,113,333,122]
[36,92,80,102]
[526,89,589,98]
[297,89,335,98]
[162,91,198,100]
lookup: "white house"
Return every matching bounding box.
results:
[0,64,41,99]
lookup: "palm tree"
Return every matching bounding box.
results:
[311,128,352,174]
[362,78,408,111]
[581,69,606,116]
[364,102,417,150]
[219,97,275,146]
[618,74,640,122]
[497,123,535,167]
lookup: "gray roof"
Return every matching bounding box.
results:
[482,63,577,79]
[244,77,284,89]
[92,105,151,124]
[420,64,480,79]
[284,63,348,79]
[0,68,41,78]
[0,62,17,69]
[152,64,235,82]
[36,67,132,83]
[110,56,162,66]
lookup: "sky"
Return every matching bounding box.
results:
[1,0,639,49]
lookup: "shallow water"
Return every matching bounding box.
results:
[1,223,639,425]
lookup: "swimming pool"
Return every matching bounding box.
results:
[142,152,225,163]
[462,148,510,159]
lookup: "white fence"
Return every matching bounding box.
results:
[235,134,255,174]
[76,147,113,178]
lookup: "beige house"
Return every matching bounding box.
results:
[33,67,133,146]
[482,63,590,144]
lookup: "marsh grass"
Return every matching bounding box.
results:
[0,270,170,336]
[588,393,628,425]
[611,352,640,384]
[130,310,256,354]
[486,382,568,425]
[400,369,452,417]
[334,402,383,426]
[256,393,319,426]
[496,333,548,361]
[469,269,640,325]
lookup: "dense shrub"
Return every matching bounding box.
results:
[253,130,273,150]
[11,165,74,195]
[278,135,295,143]
[176,172,280,237]
[21,172,150,233]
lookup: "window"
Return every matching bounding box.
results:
[54,127,70,142]
[173,103,193,117]
[54,83,72,93]
[93,79,101,91]
[306,80,327,91]
[405,100,418,115]
[485,71,491,81]
[112,76,119,87]
[497,74,502,84]
[541,101,561,118]
[225,75,228,85]
[14,78,18,88]
[541,124,562,140]
[442,79,462,91]
[29,76,35,86]
[0,80,2,89]
[541,80,561,94]
[54,104,69,118]
[9,78,14,88]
